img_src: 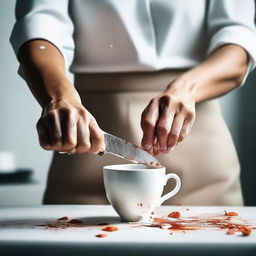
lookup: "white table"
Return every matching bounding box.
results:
[0,205,256,256]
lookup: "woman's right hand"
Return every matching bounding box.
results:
[17,39,105,154]
[36,97,105,154]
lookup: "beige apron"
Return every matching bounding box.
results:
[43,70,243,206]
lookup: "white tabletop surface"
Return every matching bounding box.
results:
[0,205,256,256]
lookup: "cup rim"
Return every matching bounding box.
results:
[103,164,165,171]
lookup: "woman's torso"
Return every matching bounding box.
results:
[69,0,209,73]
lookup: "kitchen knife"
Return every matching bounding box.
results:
[99,132,161,167]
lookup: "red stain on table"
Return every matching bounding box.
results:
[226,229,235,235]
[96,234,108,238]
[150,211,254,235]
[27,211,255,238]
[102,226,119,232]
[240,226,252,236]
[224,210,239,216]
[168,211,181,218]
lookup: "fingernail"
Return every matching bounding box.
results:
[153,149,161,155]
[160,146,167,153]
[186,126,191,136]
[167,146,175,152]
[144,144,152,150]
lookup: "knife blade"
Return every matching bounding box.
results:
[99,132,161,167]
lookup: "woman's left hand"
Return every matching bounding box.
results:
[141,79,196,155]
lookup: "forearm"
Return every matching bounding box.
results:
[18,39,104,154]
[168,44,249,103]
[18,39,80,108]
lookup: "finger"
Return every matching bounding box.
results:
[60,110,77,152]
[36,119,52,150]
[87,119,105,154]
[153,141,161,155]
[141,99,159,151]
[178,120,189,143]
[167,113,185,151]
[75,117,91,153]
[155,104,175,153]
[45,111,62,149]
[178,117,194,143]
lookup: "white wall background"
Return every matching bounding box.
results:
[0,0,255,205]
[0,1,52,205]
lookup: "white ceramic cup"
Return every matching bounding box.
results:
[103,164,181,222]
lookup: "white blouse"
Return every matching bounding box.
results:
[10,0,256,76]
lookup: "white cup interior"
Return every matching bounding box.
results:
[104,164,164,171]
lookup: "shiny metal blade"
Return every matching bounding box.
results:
[102,132,161,167]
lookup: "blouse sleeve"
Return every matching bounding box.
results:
[207,0,256,85]
[10,0,74,72]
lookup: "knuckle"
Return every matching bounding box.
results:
[186,110,195,121]
[78,108,88,118]
[80,112,87,121]
[63,140,76,150]
[89,117,98,128]
[86,113,98,128]
[157,124,169,136]
[180,105,195,118]
[178,134,185,142]
[169,132,179,142]
[76,105,88,116]
[142,119,154,130]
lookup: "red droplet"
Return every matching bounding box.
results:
[226,229,235,235]
[239,226,252,236]
[168,211,181,218]
[102,226,119,232]
[96,234,108,238]
[224,210,238,216]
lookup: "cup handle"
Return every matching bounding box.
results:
[157,173,181,206]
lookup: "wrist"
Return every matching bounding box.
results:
[165,76,198,101]
[42,78,82,108]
